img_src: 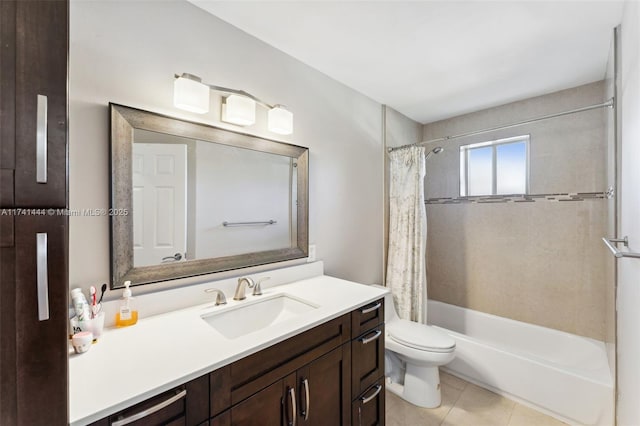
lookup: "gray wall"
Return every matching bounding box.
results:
[422,81,613,340]
[69,0,383,297]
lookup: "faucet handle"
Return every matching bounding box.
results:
[253,277,270,296]
[204,288,227,306]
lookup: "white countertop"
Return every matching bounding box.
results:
[69,275,388,426]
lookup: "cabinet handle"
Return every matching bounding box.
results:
[360,302,381,314]
[286,387,297,426]
[300,378,310,421]
[36,94,48,184]
[360,384,382,405]
[359,329,382,345]
[36,233,49,321]
[112,389,186,426]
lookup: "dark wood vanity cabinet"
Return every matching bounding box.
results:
[0,0,69,425]
[213,344,351,426]
[1,0,68,208]
[350,300,385,426]
[88,300,385,426]
[211,314,353,426]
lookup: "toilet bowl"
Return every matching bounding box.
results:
[383,291,456,408]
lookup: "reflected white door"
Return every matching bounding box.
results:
[132,143,187,267]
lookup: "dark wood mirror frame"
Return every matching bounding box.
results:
[109,104,309,289]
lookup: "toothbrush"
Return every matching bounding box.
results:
[97,283,107,304]
[95,283,107,316]
[90,286,97,318]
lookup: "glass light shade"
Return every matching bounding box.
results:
[268,106,293,135]
[174,77,210,114]
[223,95,256,126]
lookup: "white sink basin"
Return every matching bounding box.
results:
[201,294,318,339]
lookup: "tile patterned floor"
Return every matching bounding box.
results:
[386,372,568,426]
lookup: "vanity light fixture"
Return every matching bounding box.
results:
[173,73,210,114]
[222,94,256,126]
[173,73,293,135]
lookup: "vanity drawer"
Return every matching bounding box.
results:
[108,387,185,426]
[351,324,385,400]
[351,299,384,339]
[352,378,385,426]
[90,374,209,426]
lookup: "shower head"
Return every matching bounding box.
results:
[425,146,444,159]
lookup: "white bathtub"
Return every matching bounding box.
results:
[427,300,614,426]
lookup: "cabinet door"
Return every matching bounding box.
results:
[224,374,295,426]
[0,0,16,207]
[14,0,67,207]
[351,325,384,400]
[0,217,17,424]
[351,379,385,426]
[297,345,351,426]
[14,214,68,425]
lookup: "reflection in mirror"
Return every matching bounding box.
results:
[132,129,298,267]
[110,104,308,288]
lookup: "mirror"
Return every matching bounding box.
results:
[110,104,309,288]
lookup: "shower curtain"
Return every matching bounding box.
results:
[386,146,427,323]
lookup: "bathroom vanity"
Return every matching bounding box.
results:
[70,275,387,426]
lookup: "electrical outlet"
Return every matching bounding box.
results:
[307,244,316,262]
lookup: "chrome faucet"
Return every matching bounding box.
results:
[252,277,270,296]
[234,277,255,301]
[204,288,227,306]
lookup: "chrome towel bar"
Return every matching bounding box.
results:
[602,236,640,259]
[223,220,277,227]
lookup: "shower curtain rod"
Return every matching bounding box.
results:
[387,98,614,153]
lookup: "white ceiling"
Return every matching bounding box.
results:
[190,1,624,124]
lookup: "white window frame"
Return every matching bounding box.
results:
[459,135,530,197]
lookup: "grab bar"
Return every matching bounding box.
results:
[602,236,640,259]
[223,220,277,227]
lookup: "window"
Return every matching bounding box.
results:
[460,135,529,196]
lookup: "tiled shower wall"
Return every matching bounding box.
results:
[423,81,614,340]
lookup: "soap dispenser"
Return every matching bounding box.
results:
[115,280,138,327]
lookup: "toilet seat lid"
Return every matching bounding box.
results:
[388,320,455,353]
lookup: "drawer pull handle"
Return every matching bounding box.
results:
[112,389,186,426]
[36,233,49,321]
[36,94,48,183]
[359,329,382,345]
[286,387,297,426]
[300,378,310,420]
[360,384,382,405]
[360,302,381,314]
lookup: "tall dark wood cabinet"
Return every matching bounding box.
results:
[0,1,69,425]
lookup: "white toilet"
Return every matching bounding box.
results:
[383,291,456,408]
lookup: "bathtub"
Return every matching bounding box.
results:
[427,300,614,426]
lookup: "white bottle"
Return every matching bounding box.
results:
[70,288,91,322]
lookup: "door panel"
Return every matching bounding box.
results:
[14,214,68,425]
[132,143,187,266]
[14,0,67,207]
[299,345,351,426]
[229,379,285,426]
